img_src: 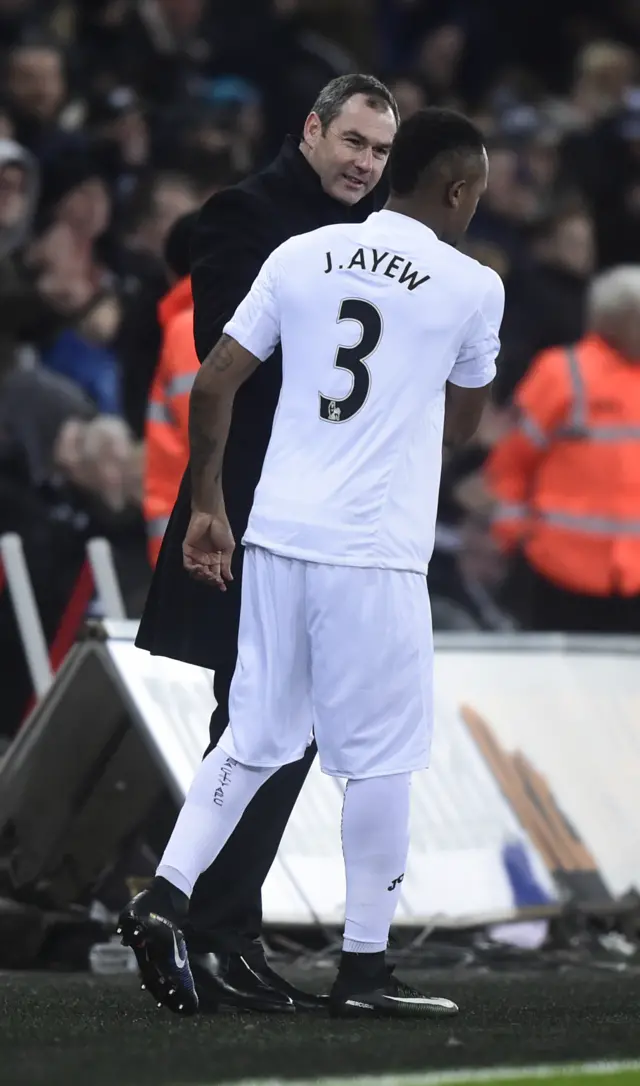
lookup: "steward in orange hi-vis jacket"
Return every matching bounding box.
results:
[485,265,640,632]
[144,213,199,566]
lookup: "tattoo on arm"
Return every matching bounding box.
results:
[207,333,237,374]
[189,334,259,513]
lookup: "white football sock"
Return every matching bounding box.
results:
[157,744,277,897]
[341,773,412,953]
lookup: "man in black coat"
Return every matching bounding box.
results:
[136,74,398,1012]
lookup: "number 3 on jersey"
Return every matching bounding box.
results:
[319,298,383,423]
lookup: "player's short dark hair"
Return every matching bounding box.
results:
[311,74,399,132]
[389,108,486,197]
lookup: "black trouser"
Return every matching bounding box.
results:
[527,565,640,633]
[184,661,317,955]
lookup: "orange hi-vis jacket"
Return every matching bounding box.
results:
[485,334,640,596]
[144,276,198,567]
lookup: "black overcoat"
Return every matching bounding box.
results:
[136,137,386,668]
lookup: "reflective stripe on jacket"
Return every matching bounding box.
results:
[485,334,640,596]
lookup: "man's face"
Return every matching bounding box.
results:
[303,93,397,206]
[7,47,65,121]
[135,180,199,258]
[57,178,111,242]
[0,163,27,230]
[553,214,595,278]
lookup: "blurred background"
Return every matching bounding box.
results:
[0,0,639,742]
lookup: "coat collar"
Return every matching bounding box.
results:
[269,135,383,220]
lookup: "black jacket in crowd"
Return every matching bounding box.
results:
[136,137,387,669]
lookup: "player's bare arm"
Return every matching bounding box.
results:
[189,334,259,513]
[443,381,493,448]
[184,334,261,589]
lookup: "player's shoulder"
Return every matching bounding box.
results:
[435,240,504,303]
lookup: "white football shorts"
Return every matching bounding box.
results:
[219,545,434,779]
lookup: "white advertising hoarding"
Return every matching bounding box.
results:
[105,629,560,927]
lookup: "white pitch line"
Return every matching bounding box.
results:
[209,1058,640,1086]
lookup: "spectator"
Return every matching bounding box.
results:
[29,149,123,412]
[413,22,466,109]
[119,171,200,265]
[39,151,112,243]
[486,264,640,633]
[561,85,640,269]
[85,86,151,203]
[160,82,266,178]
[115,170,201,437]
[558,40,638,132]
[465,142,540,279]
[496,205,595,400]
[3,38,82,165]
[0,136,74,381]
[143,210,199,566]
[107,0,212,110]
[0,363,139,737]
[388,76,427,121]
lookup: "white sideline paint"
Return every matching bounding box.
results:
[212,1060,640,1086]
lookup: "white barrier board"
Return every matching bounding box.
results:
[105,631,558,927]
[434,641,640,898]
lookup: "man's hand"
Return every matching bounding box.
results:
[183,510,235,591]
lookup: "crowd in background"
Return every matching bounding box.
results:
[1,0,640,734]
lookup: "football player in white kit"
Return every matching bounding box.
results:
[120,108,505,1019]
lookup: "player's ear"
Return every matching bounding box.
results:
[303,111,323,149]
[448,179,466,208]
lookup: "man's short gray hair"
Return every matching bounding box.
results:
[310,74,399,132]
[589,265,640,330]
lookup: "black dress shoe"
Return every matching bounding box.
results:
[249,956,328,1011]
[190,952,295,1013]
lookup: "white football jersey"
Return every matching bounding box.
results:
[224,209,504,574]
